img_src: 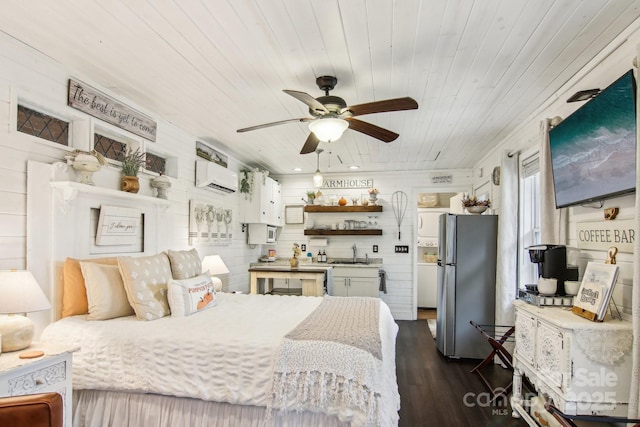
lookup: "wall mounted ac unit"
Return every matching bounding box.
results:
[195,160,238,194]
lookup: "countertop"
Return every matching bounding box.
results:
[250,258,383,269]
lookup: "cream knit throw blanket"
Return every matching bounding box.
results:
[269,296,384,426]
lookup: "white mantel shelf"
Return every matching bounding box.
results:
[50,181,172,207]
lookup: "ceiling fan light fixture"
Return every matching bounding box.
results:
[308,118,348,142]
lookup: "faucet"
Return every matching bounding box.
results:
[352,243,357,263]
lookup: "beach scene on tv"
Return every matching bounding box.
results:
[549,71,637,208]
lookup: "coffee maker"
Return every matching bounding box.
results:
[527,244,578,296]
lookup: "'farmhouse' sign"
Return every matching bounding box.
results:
[321,178,373,189]
[68,79,157,142]
[575,219,635,253]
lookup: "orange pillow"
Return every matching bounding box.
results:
[62,257,118,317]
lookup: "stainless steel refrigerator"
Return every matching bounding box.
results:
[436,213,498,359]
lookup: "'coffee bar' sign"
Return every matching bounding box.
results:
[68,79,157,142]
[576,219,635,253]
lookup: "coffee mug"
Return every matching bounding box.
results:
[538,277,557,295]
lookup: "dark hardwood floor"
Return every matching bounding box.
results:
[396,320,527,427]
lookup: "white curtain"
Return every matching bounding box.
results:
[539,118,567,245]
[628,53,640,420]
[495,150,519,327]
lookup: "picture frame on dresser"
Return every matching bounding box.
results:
[571,262,619,321]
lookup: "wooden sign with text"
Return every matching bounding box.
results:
[321,178,373,189]
[68,79,157,141]
[576,219,635,253]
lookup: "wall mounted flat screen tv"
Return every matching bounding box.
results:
[549,70,637,208]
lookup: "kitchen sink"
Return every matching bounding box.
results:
[328,260,370,265]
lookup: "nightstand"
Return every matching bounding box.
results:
[0,343,77,427]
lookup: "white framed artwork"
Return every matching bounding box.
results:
[96,205,142,246]
[189,199,233,245]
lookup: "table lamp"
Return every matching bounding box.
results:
[0,270,51,353]
[201,255,230,292]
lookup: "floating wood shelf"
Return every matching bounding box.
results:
[304,229,383,236]
[303,205,383,213]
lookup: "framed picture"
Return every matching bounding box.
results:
[573,262,619,321]
[285,205,305,224]
[96,205,142,245]
[189,200,232,245]
[196,141,228,168]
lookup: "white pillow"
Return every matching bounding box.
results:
[79,262,134,320]
[168,273,217,317]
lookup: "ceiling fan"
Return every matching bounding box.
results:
[237,76,418,154]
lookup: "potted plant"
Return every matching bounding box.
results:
[120,147,145,193]
[306,190,316,205]
[461,196,491,214]
[240,169,253,200]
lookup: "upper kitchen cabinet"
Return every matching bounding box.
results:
[239,171,283,226]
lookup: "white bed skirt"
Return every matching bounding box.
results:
[73,390,350,427]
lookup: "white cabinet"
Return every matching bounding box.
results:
[417,263,437,307]
[332,266,379,297]
[0,344,77,427]
[239,172,282,226]
[511,300,633,424]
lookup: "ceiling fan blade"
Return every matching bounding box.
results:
[346,118,399,142]
[237,117,310,133]
[300,133,320,154]
[283,90,329,114]
[345,97,418,117]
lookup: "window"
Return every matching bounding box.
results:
[94,133,126,162]
[17,105,69,145]
[519,153,541,288]
[145,151,167,175]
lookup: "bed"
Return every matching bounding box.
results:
[40,291,400,427]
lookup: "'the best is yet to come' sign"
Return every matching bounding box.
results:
[68,79,157,142]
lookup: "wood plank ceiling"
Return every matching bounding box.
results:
[1,0,639,175]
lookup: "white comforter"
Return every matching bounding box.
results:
[41,293,399,424]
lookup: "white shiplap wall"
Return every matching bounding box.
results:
[471,26,640,317]
[272,170,472,320]
[0,31,260,297]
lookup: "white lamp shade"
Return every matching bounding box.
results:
[201,255,230,276]
[308,118,349,142]
[0,270,50,314]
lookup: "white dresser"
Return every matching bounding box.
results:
[0,343,77,427]
[511,300,633,426]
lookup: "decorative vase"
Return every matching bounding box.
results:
[289,257,299,268]
[369,193,378,206]
[72,153,101,185]
[466,205,488,215]
[121,175,140,193]
[150,175,171,199]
